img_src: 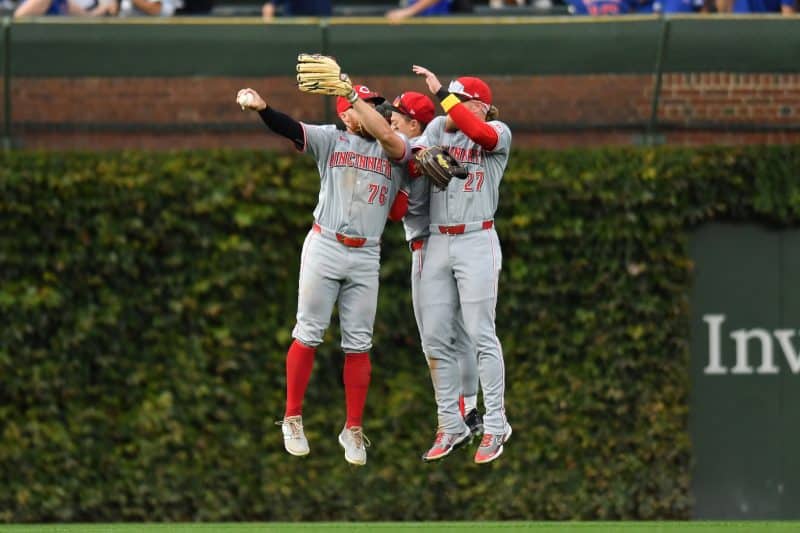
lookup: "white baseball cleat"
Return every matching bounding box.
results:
[277,415,310,457]
[338,425,370,466]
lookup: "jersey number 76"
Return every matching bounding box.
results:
[368,184,389,205]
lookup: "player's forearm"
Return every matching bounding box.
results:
[352,99,407,161]
[435,89,498,151]
[258,107,304,150]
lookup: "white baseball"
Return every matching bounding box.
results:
[238,92,253,108]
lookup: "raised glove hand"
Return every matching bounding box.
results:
[415,146,468,190]
[296,53,356,102]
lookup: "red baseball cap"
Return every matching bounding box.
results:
[386,92,435,126]
[336,84,385,115]
[447,76,492,106]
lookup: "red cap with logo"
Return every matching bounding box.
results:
[387,92,435,126]
[336,84,385,115]
[447,76,492,106]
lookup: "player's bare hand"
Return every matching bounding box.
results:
[412,65,442,94]
[236,88,267,111]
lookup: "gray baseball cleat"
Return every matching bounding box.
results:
[422,426,471,462]
[277,415,310,457]
[339,425,370,466]
[474,423,512,464]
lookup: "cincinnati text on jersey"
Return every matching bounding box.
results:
[443,146,482,165]
[328,151,393,179]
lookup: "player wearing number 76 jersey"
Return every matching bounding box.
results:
[235,82,410,466]
[412,66,512,464]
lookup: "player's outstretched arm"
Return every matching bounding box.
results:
[236,88,305,150]
[352,99,408,161]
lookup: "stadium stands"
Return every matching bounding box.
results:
[0,0,574,17]
[209,0,568,16]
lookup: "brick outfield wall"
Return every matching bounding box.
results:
[5,73,800,150]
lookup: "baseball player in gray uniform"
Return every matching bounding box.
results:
[410,66,512,464]
[236,83,410,466]
[381,92,484,447]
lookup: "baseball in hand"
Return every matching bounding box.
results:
[237,92,254,109]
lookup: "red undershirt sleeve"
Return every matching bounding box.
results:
[387,189,409,221]
[436,89,498,151]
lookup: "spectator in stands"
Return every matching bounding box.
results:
[488,0,527,7]
[720,0,795,13]
[262,0,331,19]
[14,0,116,16]
[117,0,182,15]
[652,0,705,11]
[386,0,476,19]
[568,0,709,12]
[566,0,634,14]
[630,0,655,11]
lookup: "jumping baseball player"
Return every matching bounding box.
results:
[235,75,409,466]
[410,66,512,464]
[381,92,484,444]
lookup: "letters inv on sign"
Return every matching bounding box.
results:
[703,314,800,375]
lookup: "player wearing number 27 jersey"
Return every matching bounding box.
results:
[412,66,512,464]
[382,91,484,452]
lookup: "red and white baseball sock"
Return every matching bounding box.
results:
[343,352,371,428]
[284,339,316,418]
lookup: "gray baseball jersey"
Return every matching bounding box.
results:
[403,135,479,408]
[421,116,511,226]
[413,116,512,435]
[292,124,409,352]
[305,124,409,240]
[402,167,431,242]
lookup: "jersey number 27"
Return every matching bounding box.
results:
[463,171,485,192]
